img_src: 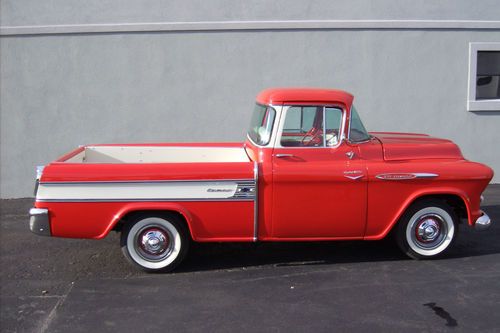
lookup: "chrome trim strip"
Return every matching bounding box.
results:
[3,20,500,36]
[253,161,259,242]
[40,178,254,185]
[322,107,327,147]
[376,173,439,180]
[36,198,254,203]
[376,173,414,180]
[413,173,439,179]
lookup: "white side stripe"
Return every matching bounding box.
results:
[36,181,251,201]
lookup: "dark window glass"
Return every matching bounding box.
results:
[349,106,371,143]
[476,51,500,100]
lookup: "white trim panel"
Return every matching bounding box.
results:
[2,20,500,36]
[37,180,249,201]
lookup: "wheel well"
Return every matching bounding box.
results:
[410,194,468,222]
[112,210,192,239]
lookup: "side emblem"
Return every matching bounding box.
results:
[344,170,364,180]
[207,188,233,192]
[376,173,417,180]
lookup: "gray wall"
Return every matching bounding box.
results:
[3,0,500,24]
[1,0,500,198]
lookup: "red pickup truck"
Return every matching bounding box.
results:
[30,88,493,272]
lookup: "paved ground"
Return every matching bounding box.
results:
[1,186,500,332]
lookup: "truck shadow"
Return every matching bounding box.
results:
[178,204,500,273]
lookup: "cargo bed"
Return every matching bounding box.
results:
[61,145,251,164]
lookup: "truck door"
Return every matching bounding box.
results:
[271,105,367,238]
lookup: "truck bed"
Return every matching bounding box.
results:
[40,142,256,183]
[63,145,251,164]
[36,143,257,240]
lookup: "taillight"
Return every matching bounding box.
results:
[34,165,45,196]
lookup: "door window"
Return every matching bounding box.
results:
[280,106,342,147]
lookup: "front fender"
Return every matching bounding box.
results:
[364,187,472,240]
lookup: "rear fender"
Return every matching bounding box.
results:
[98,202,195,239]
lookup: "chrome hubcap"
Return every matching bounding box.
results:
[416,219,441,242]
[135,227,173,261]
[411,213,447,250]
[140,229,168,255]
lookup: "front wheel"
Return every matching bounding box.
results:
[121,214,189,272]
[396,200,458,259]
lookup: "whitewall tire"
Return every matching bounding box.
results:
[121,214,189,272]
[397,200,458,259]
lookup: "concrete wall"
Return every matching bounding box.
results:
[1,1,500,198]
[3,0,500,24]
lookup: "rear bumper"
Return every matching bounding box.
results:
[29,208,51,236]
[474,210,491,231]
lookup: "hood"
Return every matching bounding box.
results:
[371,132,464,161]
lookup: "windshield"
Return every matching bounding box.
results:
[349,106,371,142]
[248,104,276,146]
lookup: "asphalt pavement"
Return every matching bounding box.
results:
[1,185,500,332]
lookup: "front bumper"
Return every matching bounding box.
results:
[29,208,51,236]
[474,210,492,231]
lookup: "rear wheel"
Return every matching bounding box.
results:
[396,200,458,259]
[121,214,189,272]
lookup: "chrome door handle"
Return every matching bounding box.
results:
[275,154,294,158]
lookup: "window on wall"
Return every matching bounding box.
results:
[468,43,500,111]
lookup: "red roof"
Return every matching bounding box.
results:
[256,88,354,106]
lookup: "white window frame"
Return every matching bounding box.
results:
[467,42,500,111]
